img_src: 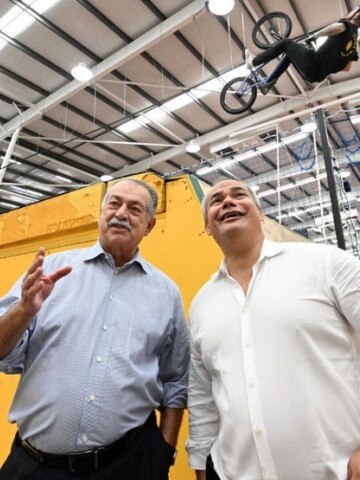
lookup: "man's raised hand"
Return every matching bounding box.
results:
[19,247,72,317]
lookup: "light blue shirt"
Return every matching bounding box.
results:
[0,242,189,453]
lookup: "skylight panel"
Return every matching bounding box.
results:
[0,0,60,52]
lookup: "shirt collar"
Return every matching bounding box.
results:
[83,240,149,273]
[216,239,285,277]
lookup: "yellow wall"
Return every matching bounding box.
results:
[0,173,306,478]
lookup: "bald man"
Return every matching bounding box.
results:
[187,180,360,480]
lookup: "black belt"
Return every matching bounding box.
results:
[17,412,154,472]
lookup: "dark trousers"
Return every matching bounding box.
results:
[253,38,321,82]
[206,455,221,480]
[0,414,175,480]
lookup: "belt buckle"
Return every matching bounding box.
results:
[68,448,96,472]
[67,445,106,472]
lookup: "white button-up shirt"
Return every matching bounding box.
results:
[187,240,360,480]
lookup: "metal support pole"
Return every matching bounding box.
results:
[0,128,20,184]
[315,109,346,250]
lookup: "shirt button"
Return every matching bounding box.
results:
[96,356,102,363]
[82,434,88,443]
[265,475,274,480]
[254,427,263,435]
[109,295,113,301]
[89,394,96,402]
[248,380,255,388]
[244,341,251,348]
[102,325,108,331]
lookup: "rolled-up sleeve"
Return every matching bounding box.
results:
[159,292,189,409]
[0,278,32,373]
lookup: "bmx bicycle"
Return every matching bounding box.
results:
[220,12,302,115]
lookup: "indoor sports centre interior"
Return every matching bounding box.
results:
[0,0,359,479]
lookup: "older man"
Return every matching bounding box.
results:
[187,179,360,480]
[0,179,189,480]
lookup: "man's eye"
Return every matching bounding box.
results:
[131,205,142,213]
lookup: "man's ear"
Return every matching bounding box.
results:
[205,220,212,236]
[145,217,156,236]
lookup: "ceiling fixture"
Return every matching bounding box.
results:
[71,63,93,81]
[300,120,317,133]
[208,0,235,16]
[350,114,360,125]
[100,174,113,181]
[186,140,201,153]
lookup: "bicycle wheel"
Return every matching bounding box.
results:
[220,77,257,115]
[252,12,292,50]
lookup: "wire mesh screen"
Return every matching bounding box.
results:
[190,106,360,258]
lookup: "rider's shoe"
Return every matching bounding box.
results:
[259,79,277,95]
[245,48,255,69]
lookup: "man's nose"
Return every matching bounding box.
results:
[114,204,128,217]
[222,196,236,207]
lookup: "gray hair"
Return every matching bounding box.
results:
[101,179,158,218]
[201,182,261,221]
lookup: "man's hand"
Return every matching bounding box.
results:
[195,470,206,480]
[19,247,72,317]
[0,247,72,358]
[348,449,360,479]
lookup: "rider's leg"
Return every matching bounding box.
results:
[284,41,317,81]
[252,39,293,67]
[253,38,314,82]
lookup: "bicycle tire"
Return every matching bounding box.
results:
[252,12,292,50]
[220,77,257,115]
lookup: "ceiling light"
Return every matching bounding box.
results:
[186,140,201,153]
[208,0,235,15]
[100,174,113,182]
[257,142,280,154]
[350,114,360,125]
[71,63,93,81]
[116,120,141,134]
[0,201,17,209]
[339,170,351,178]
[249,184,260,192]
[218,158,236,169]
[221,64,250,82]
[164,93,193,112]
[282,132,308,145]
[234,150,258,161]
[300,120,317,133]
[55,175,72,183]
[197,166,214,175]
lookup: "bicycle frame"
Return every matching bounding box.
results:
[241,52,289,94]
